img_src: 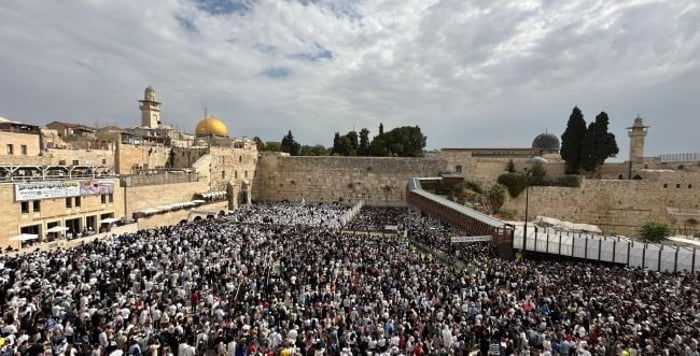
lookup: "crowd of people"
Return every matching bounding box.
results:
[0,203,698,356]
[231,202,348,228]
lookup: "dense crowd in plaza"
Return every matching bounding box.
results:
[0,203,699,356]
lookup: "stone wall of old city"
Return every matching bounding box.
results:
[253,155,446,206]
[503,171,700,236]
[115,142,170,174]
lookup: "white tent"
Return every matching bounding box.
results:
[142,208,160,215]
[46,226,69,233]
[9,233,39,242]
[101,218,119,224]
[192,200,206,204]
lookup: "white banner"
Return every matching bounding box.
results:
[14,181,81,201]
[14,180,114,202]
[451,235,492,243]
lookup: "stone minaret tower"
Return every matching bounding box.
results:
[139,86,161,128]
[627,116,649,163]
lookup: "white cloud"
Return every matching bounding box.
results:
[0,0,698,159]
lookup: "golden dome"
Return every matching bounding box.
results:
[195,116,229,137]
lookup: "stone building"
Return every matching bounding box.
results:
[0,86,258,248]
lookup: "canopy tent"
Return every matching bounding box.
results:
[142,208,160,215]
[46,226,69,233]
[192,200,206,204]
[101,218,119,224]
[9,233,39,242]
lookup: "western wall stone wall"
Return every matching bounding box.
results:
[502,172,700,236]
[253,155,446,206]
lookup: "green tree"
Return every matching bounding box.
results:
[346,131,359,156]
[486,183,507,214]
[560,106,587,174]
[263,141,281,152]
[497,172,529,198]
[280,130,301,156]
[580,112,619,172]
[300,145,328,156]
[529,162,547,186]
[253,136,265,151]
[358,128,370,156]
[506,159,515,173]
[638,221,671,242]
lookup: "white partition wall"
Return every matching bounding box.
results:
[600,240,615,262]
[572,236,587,258]
[677,248,694,272]
[560,234,573,256]
[586,237,600,261]
[512,226,698,272]
[614,241,629,264]
[644,244,660,271]
[659,247,678,272]
[548,232,560,255]
[628,243,644,268]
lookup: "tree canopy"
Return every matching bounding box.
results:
[560,107,618,174]
[280,130,301,156]
[580,112,619,172]
[560,107,587,174]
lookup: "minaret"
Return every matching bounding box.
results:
[627,116,649,163]
[139,86,161,128]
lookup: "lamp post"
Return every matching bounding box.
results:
[523,168,533,257]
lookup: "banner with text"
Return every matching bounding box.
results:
[451,235,493,243]
[14,180,114,201]
[14,181,81,201]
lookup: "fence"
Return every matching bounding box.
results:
[513,227,699,272]
[657,152,700,162]
[340,200,365,227]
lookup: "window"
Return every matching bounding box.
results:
[221,170,225,179]
[108,193,113,203]
[677,184,681,188]
[32,201,40,213]
[102,158,107,165]
[75,197,81,208]
[59,160,66,165]
[234,171,238,179]
[455,165,462,173]
[72,159,79,166]
[663,184,668,188]
[20,145,27,155]
[239,156,242,163]
[6,144,13,155]
[244,171,248,178]
[66,198,72,208]
[101,194,107,204]
[21,201,29,214]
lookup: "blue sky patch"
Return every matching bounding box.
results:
[261,67,291,79]
[176,15,198,33]
[291,43,333,61]
[193,0,253,15]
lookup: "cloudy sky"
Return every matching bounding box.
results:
[0,0,698,159]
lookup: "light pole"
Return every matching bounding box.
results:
[523,168,533,257]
